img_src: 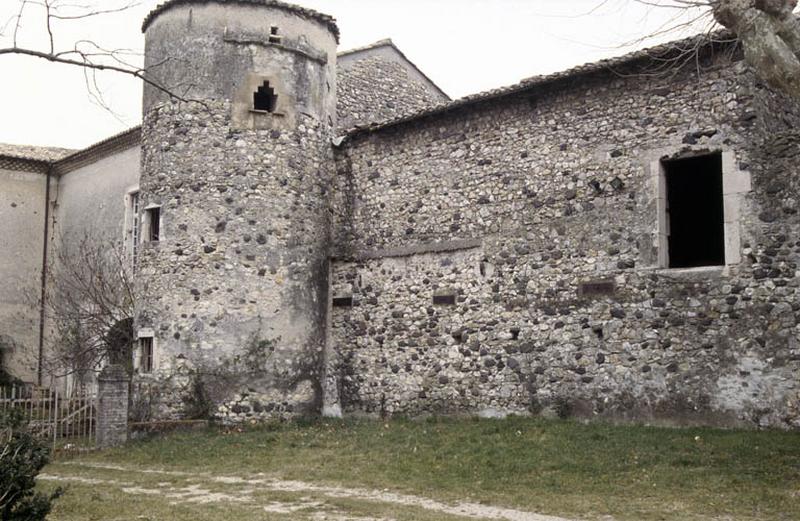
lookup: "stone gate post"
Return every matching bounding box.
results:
[97,364,129,448]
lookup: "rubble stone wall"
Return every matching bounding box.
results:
[337,45,449,131]
[136,2,337,422]
[330,56,800,428]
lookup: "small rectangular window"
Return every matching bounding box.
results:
[269,26,281,44]
[332,296,353,308]
[139,337,154,374]
[433,294,456,306]
[579,279,615,297]
[145,207,161,242]
[663,153,724,268]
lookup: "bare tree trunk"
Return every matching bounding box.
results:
[713,0,800,98]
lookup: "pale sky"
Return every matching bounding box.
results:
[0,0,713,150]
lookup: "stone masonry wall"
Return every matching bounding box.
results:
[136,2,337,423]
[137,100,334,422]
[330,55,800,428]
[337,50,448,132]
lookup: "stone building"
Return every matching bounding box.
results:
[1,0,798,428]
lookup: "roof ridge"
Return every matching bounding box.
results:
[338,38,394,57]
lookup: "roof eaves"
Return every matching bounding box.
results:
[340,29,738,143]
[142,0,340,42]
[0,155,52,174]
[0,144,75,163]
[54,126,142,175]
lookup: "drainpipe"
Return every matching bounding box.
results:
[37,165,53,387]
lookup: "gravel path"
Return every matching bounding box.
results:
[41,462,580,521]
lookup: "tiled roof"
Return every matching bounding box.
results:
[142,0,339,41]
[339,38,450,101]
[0,143,75,163]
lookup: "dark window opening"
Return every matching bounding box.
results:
[145,207,161,242]
[130,192,140,269]
[139,337,153,373]
[433,294,456,306]
[254,81,278,112]
[269,26,281,43]
[579,280,616,298]
[332,296,353,308]
[664,153,725,268]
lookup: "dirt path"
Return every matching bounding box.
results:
[41,462,580,521]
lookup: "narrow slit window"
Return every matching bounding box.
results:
[663,153,724,268]
[139,337,154,374]
[254,81,278,112]
[130,192,140,269]
[332,296,353,308]
[145,207,161,242]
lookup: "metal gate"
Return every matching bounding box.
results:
[0,384,97,453]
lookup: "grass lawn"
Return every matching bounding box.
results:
[40,417,800,521]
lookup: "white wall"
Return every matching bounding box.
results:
[0,165,49,383]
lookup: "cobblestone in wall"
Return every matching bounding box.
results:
[337,52,448,132]
[135,1,338,423]
[136,100,334,422]
[330,56,800,428]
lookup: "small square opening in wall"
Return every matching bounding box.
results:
[254,81,278,112]
[269,26,281,43]
[144,207,161,242]
[139,337,154,374]
[433,294,457,306]
[332,296,353,308]
[663,153,725,268]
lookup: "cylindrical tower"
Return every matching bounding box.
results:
[136,0,338,421]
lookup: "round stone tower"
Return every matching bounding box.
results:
[136,0,338,420]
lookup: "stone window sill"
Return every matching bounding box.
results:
[653,265,728,279]
[249,109,285,117]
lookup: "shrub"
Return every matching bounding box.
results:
[0,411,62,521]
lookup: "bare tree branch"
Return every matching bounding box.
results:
[27,0,141,20]
[590,0,800,99]
[0,46,198,104]
[1,0,202,112]
[35,232,137,383]
[12,0,30,47]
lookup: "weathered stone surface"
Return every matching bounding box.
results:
[337,41,449,131]
[134,1,337,421]
[329,52,800,429]
[24,2,795,431]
